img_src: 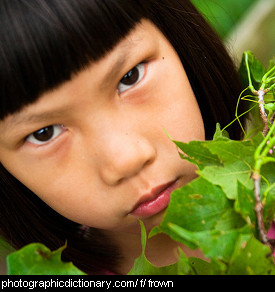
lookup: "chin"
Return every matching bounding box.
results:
[138,209,166,233]
[114,210,165,235]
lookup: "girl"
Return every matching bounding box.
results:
[0,0,243,274]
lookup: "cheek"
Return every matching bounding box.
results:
[153,57,205,142]
[158,84,205,143]
[174,84,204,140]
[11,163,119,229]
[172,99,205,142]
[27,173,102,226]
[0,155,88,221]
[25,168,94,217]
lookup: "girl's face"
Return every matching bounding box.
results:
[0,20,204,234]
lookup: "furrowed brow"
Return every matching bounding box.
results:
[99,55,128,90]
[0,110,64,135]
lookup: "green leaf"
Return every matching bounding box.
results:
[213,123,230,141]
[168,223,250,262]
[157,177,246,248]
[227,236,275,275]
[204,138,256,165]
[251,56,267,84]
[235,181,256,228]
[128,221,197,275]
[172,130,263,202]
[198,161,252,200]
[6,243,86,275]
[188,257,212,275]
[264,189,275,228]
[265,58,275,88]
[257,152,275,226]
[239,51,266,90]
[197,138,257,200]
[267,58,275,73]
[172,140,221,170]
[215,208,247,231]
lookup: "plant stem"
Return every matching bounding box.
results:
[253,172,269,245]
[253,102,275,250]
[257,90,269,136]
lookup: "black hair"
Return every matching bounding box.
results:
[0,0,243,274]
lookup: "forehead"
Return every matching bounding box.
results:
[0,20,164,135]
[0,1,149,120]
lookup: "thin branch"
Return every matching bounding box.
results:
[253,173,269,244]
[270,112,275,125]
[257,90,269,136]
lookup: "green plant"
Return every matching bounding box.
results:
[4,51,275,275]
[130,51,275,275]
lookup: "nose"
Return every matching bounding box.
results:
[97,131,157,186]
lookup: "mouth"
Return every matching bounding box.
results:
[129,179,179,218]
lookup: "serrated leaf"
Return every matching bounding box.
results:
[198,161,252,200]
[204,139,256,165]
[157,177,246,251]
[150,87,275,275]
[172,140,221,170]
[197,138,257,200]
[6,243,86,275]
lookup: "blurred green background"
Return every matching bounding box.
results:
[192,0,258,38]
[0,0,274,275]
[192,0,275,66]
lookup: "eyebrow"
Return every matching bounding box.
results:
[1,59,127,132]
[0,59,127,134]
[0,110,65,136]
[99,50,130,90]
[1,38,140,135]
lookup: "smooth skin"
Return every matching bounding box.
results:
[0,20,205,273]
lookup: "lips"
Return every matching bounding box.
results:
[130,179,179,218]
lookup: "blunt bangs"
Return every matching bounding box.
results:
[0,0,244,274]
[0,0,148,120]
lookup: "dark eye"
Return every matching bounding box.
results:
[26,125,65,145]
[118,63,145,93]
